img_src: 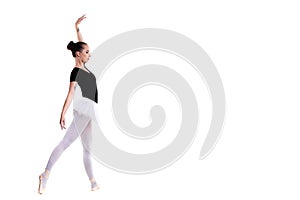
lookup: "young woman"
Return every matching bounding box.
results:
[38,15,100,194]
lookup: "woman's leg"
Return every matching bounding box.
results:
[80,120,99,191]
[45,119,80,171]
[38,118,88,194]
[81,120,93,179]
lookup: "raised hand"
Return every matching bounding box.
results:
[75,14,86,30]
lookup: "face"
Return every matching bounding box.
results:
[77,44,91,63]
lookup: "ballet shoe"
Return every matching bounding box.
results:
[38,171,49,194]
[91,180,99,191]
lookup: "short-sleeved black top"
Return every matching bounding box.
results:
[70,67,98,103]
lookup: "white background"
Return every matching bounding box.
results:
[0,0,299,199]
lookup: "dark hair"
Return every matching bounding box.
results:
[67,41,87,57]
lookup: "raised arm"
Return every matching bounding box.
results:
[75,14,86,42]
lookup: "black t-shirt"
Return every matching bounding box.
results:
[70,67,98,103]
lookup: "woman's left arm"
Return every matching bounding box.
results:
[75,14,86,42]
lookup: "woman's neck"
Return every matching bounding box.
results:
[75,59,84,68]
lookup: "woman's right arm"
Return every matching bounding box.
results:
[59,82,77,129]
[75,14,86,42]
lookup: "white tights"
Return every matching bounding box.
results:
[45,118,94,180]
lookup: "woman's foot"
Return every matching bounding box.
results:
[90,178,99,191]
[38,170,50,194]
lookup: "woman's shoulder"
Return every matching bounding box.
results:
[71,67,80,73]
[70,67,81,82]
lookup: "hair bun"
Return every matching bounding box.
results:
[67,41,75,51]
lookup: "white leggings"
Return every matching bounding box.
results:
[45,118,94,180]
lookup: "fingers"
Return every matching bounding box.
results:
[76,14,86,25]
[80,14,86,19]
[60,124,66,130]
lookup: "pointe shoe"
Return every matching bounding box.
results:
[38,172,49,194]
[91,181,99,191]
